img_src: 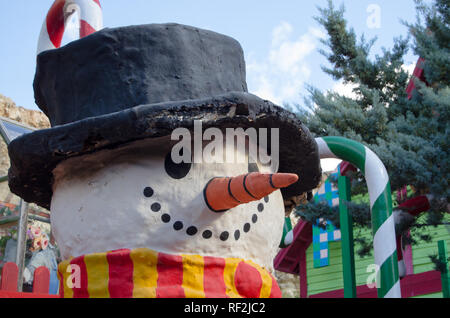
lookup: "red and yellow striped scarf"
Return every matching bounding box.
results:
[58,248,282,298]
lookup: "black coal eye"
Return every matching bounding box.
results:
[248,156,259,173]
[164,149,192,179]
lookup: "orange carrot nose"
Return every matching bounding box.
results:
[204,172,299,212]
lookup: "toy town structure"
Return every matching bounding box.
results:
[274,162,450,298]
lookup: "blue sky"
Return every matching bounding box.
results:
[0,0,420,112]
[0,1,425,172]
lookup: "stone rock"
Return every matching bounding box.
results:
[0,94,50,176]
[0,94,50,130]
[0,93,50,207]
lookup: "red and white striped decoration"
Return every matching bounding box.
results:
[37,0,103,54]
[394,195,432,278]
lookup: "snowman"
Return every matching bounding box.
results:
[8,23,321,298]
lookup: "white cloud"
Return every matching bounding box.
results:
[271,21,293,47]
[309,27,327,40]
[329,61,418,100]
[269,34,315,74]
[332,80,359,99]
[246,22,324,105]
[401,62,416,76]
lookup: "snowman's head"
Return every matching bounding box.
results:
[51,131,298,270]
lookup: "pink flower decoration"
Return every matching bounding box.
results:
[33,227,41,237]
[41,238,49,250]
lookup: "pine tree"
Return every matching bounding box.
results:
[295,0,449,255]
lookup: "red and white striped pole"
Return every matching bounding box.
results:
[393,195,439,277]
[37,0,103,55]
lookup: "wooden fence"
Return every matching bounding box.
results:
[0,262,59,298]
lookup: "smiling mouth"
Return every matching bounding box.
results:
[142,172,298,242]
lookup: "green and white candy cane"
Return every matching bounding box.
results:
[316,136,400,298]
[280,216,294,248]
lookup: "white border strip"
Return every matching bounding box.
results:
[384,280,401,298]
[37,20,57,55]
[373,214,397,267]
[77,0,103,30]
[364,146,390,208]
[316,137,338,160]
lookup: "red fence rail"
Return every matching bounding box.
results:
[0,262,59,298]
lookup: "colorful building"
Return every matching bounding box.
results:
[275,164,450,298]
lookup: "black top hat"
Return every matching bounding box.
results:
[8,23,321,209]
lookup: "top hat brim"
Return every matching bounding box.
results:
[8,92,322,210]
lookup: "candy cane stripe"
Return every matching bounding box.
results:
[371,182,393,234]
[77,0,103,32]
[373,214,396,267]
[37,0,103,55]
[384,281,401,298]
[93,0,101,7]
[324,136,366,173]
[80,20,97,37]
[364,147,390,208]
[378,255,399,297]
[37,24,57,54]
[316,137,400,298]
[46,0,66,48]
[316,137,337,159]
[37,0,65,53]
[283,230,294,247]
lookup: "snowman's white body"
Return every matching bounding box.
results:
[51,135,285,272]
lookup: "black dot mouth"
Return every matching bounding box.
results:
[143,187,154,198]
[143,186,270,242]
[151,202,161,212]
[173,221,183,231]
[202,230,213,239]
[219,231,229,241]
[161,214,171,223]
[257,203,264,212]
[186,226,198,236]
